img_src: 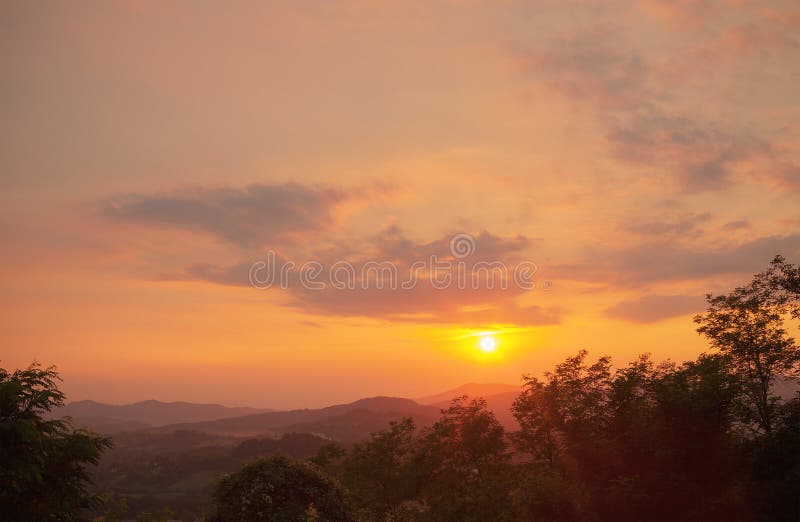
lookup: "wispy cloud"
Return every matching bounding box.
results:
[513,18,800,194]
[605,294,706,323]
[513,29,651,110]
[606,113,768,192]
[100,183,380,248]
[623,212,712,237]
[555,234,800,286]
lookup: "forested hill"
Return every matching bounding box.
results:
[143,396,440,442]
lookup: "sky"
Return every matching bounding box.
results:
[1,0,799,409]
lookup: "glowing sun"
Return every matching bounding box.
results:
[479,335,497,353]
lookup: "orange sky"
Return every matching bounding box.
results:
[1,0,799,408]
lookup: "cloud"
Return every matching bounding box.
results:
[641,1,800,54]
[555,234,800,286]
[514,30,746,193]
[624,212,712,236]
[513,21,800,194]
[606,112,766,192]
[99,182,559,327]
[100,183,372,247]
[605,294,706,323]
[513,29,650,110]
[368,227,533,264]
[182,261,271,286]
[714,20,800,55]
[773,161,800,190]
[638,0,721,30]
[171,229,562,327]
[286,285,563,327]
[722,220,750,231]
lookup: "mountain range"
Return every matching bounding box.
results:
[56,383,522,441]
[143,396,441,443]
[53,399,270,431]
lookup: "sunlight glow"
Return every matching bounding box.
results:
[479,335,497,353]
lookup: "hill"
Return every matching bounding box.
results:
[416,382,520,405]
[93,431,334,519]
[428,390,521,430]
[53,399,270,432]
[147,397,440,442]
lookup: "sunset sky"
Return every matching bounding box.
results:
[2,0,799,408]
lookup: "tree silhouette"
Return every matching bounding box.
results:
[695,256,800,434]
[208,455,352,522]
[341,417,418,521]
[413,397,511,521]
[0,363,111,521]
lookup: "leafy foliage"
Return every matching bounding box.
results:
[695,255,800,434]
[208,455,352,522]
[0,363,111,521]
[413,397,512,521]
[340,417,418,520]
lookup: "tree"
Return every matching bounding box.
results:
[309,443,346,470]
[748,396,800,521]
[510,375,559,470]
[511,352,748,521]
[0,363,111,521]
[641,354,746,521]
[414,397,512,521]
[512,350,612,475]
[340,417,418,521]
[695,256,800,434]
[208,455,352,522]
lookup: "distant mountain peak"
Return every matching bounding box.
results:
[349,396,421,407]
[416,383,520,405]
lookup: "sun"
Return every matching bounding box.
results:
[479,335,497,353]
